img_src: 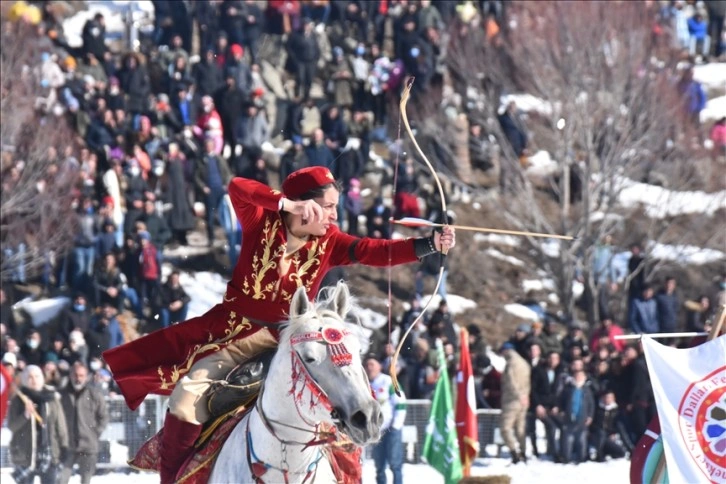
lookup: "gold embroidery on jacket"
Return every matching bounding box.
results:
[158,313,253,390]
[241,218,285,300]
[287,239,327,299]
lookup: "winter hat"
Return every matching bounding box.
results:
[102,196,114,207]
[516,323,531,333]
[138,230,151,241]
[282,166,336,200]
[230,44,244,57]
[500,342,515,352]
[2,352,17,367]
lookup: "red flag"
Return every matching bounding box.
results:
[0,364,12,424]
[455,328,479,475]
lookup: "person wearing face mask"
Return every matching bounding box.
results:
[20,330,45,367]
[56,292,91,341]
[104,166,457,484]
[8,365,69,484]
[59,362,108,484]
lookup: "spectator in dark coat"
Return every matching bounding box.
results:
[279,138,309,181]
[225,44,253,98]
[81,13,106,61]
[59,362,108,484]
[220,0,245,45]
[241,0,265,64]
[117,54,150,115]
[162,143,196,245]
[589,390,628,461]
[286,19,321,100]
[620,346,655,444]
[85,304,123,360]
[530,351,563,460]
[365,196,391,239]
[195,139,233,246]
[159,271,190,328]
[93,253,142,317]
[193,1,220,55]
[20,330,46,367]
[655,276,679,334]
[137,200,171,252]
[555,368,594,464]
[194,48,224,99]
[57,294,93,341]
[629,285,659,334]
[305,128,335,167]
[498,101,528,157]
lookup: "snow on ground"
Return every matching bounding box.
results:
[693,62,726,92]
[525,150,559,178]
[474,233,521,247]
[648,241,726,265]
[419,294,477,314]
[523,279,556,292]
[500,93,554,116]
[1,457,630,483]
[701,95,726,123]
[504,303,540,321]
[486,248,526,267]
[62,1,153,48]
[615,177,726,219]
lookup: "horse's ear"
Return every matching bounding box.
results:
[332,281,351,319]
[290,285,311,320]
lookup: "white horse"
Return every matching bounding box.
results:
[210,282,383,483]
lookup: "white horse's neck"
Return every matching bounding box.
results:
[246,343,330,476]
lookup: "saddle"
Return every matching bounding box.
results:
[206,350,276,419]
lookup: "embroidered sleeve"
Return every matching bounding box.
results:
[228,177,284,232]
[327,226,418,267]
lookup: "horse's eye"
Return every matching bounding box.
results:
[303,357,316,364]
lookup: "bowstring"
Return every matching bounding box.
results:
[388,92,405,351]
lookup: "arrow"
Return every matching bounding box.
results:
[392,217,576,240]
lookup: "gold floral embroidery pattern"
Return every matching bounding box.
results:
[158,312,253,390]
[287,239,327,300]
[241,217,285,300]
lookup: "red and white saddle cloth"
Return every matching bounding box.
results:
[129,406,362,484]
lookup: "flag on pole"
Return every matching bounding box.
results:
[641,335,726,484]
[422,340,463,484]
[0,364,12,424]
[455,328,479,475]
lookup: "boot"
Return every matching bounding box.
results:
[159,412,202,484]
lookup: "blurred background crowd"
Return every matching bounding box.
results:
[1,0,725,478]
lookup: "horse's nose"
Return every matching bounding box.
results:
[349,402,382,439]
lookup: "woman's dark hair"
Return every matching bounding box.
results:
[297,181,343,201]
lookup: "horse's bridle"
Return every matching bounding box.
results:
[246,327,355,483]
[253,325,355,447]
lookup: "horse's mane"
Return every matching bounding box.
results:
[278,282,367,349]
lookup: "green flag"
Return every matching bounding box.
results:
[422,341,463,484]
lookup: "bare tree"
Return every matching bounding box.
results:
[1,21,80,283]
[424,1,723,324]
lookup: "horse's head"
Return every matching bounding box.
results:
[279,282,382,446]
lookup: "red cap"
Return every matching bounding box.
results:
[102,196,114,208]
[282,166,336,200]
[230,44,244,57]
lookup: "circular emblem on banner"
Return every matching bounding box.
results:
[678,366,726,481]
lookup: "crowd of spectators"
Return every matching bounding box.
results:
[1,0,725,476]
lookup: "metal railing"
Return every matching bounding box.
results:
[1,396,503,469]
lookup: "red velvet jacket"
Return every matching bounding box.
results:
[104,177,420,409]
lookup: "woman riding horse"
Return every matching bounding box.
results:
[103,166,456,483]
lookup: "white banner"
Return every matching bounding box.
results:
[641,335,726,484]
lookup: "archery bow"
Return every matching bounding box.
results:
[390,78,449,395]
